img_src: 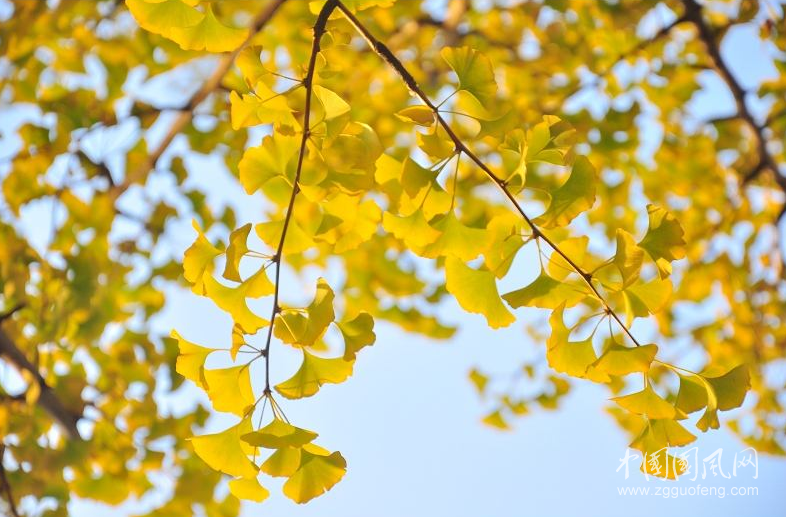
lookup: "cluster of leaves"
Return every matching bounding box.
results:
[0,0,784,514]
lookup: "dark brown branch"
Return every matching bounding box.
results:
[0,445,20,517]
[335,1,645,348]
[262,0,338,392]
[681,0,785,195]
[0,328,81,439]
[113,0,287,197]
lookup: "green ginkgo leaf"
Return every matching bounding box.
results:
[638,204,686,278]
[275,350,354,399]
[533,156,596,229]
[190,418,258,479]
[228,477,270,503]
[203,365,255,417]
[282,447,347,504]
[445,257,514,329]
[337,312,376,360]
[273,278,335,347]
[242,418,318,449]
[441,46,497,105]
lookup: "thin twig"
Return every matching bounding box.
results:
[113,0,287,197]
[335,0,645,347]
[0,445,20,517]
[262,0,338,393]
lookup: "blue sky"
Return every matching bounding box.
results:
[1,2,783,516]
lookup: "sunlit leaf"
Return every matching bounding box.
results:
[445,257,515,329]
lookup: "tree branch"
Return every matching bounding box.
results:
[0,327,81,439]
[334,1,645,348]
[0,445,20,517]
[112,0,287,198]
[261,0,338,393]
[681,0,785,196]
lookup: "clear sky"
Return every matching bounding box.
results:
[5,3,783,517]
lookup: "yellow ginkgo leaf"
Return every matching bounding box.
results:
[630,419,696,453]
[169,5,247,52]
[612,385,679,420]
[395,105,434,126]
[545,304,609,383]
[313,85,351,120]
[502,270,588,309]
[203,267,272,334]
[638,204,685,278]
[260,447,301,477]
[275,350,354,399]
[228,477,269,503]
[223,223,251,283]
[593,343,658,376]
[337,312,376,360]
[183,220,222,294]
[203,365,255,417]
[640,449,687,480]
[282,449,347,504]
[171,330,214,389]
[126,0,203,39]
[190,418,258,479]
[419,211,488,261]
[613,229,644,288]
[230,82,296,131]
[241,418,318,449]
[256,219,315,255]
[273,278,335,347]
[382,210,441,249]
[445,257,514,329]
[238,133,299,194]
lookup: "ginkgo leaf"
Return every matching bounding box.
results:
[241,418,318,449]
[204,269,272,334]
[417,124,455,160]
[337,312,376,360]
[441,47,497,105]
[190,418,258,478]
[533,156,596,228]
[313,85,351,120]
[273,278,335,347]
[502,271,588,309]
[640,449,688,480]
[126,0,203,39]
[396,105,434,126]
[169,5,247,52]
[400,157,437,198]
[638,204,686,278]
[675,365,750,432]
[236,46,269,86]
[622,277,672,324]
[171,330,213,388]
[525,116,574,165]
[223,223,252,282]
[203,365,255,417]
[469,368,488,395]
[275,350,354,399]
[546,303,608,383]
[183,220,222,294]
[593,343,658,376]
[260,447,301,477]
[256,219,315,255]
[445,257,514,329]
[228,477,270,503]
[631,419,696,454]
[230,85,295,130]
[282,449,347,504]
[238,133,299,194]
[382,210,441,248]
[613,229,644,288]
[482,409,510,430]
[612,385,679,420]
[419,211,488,261]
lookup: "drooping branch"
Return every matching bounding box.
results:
[681,0,785,195]
[261,0,338,393]
[0,327,81,439]
[334,1,644,348]
[113,0,287,197]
